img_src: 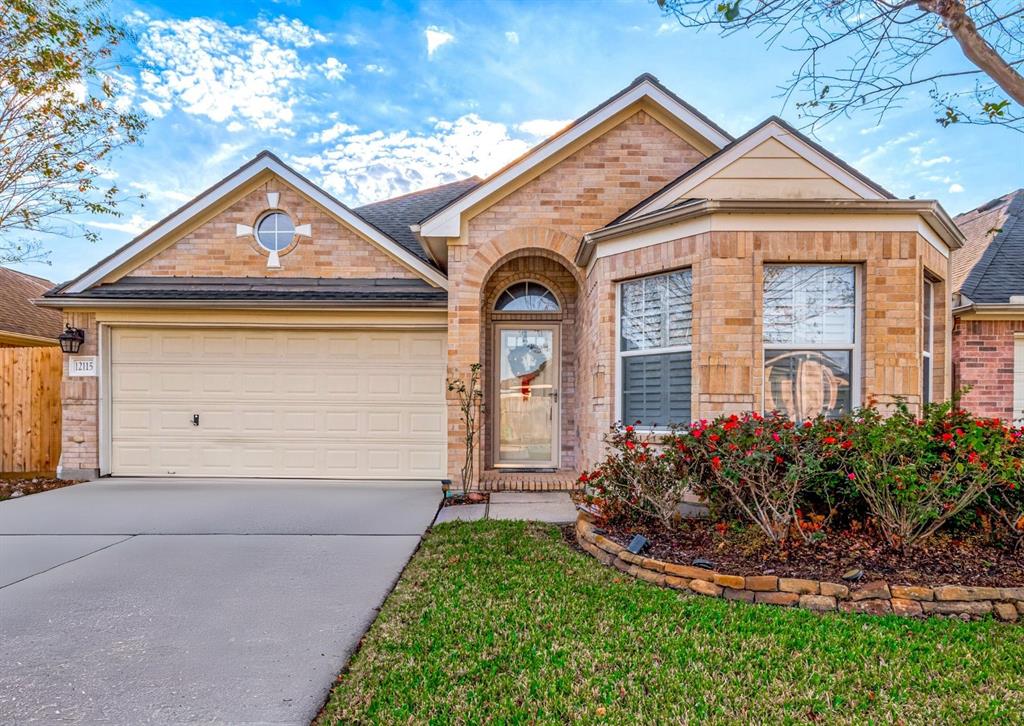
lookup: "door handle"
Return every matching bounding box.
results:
[553,390,559,403]
[191,414,200,426]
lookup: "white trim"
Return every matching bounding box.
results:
[99,323,111,476]
[1014,334,1024,426]
[418,79,731,238]
[585,210,951,275]
[615,269,694,429]
[624,120,887,220]
[760,264,863,416]
[492,322,562,469]
[922,278,934,405]
[62,154,448,294]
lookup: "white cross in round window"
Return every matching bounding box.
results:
[255,212,295,252]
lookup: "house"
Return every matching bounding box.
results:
[36,74,963,485]
[952,189,1024,424]
[0,267,62,347]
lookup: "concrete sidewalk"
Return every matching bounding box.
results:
[434,491,576,524]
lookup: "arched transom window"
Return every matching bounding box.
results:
[495,281,560,312]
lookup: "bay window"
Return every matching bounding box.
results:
[763,264,858,420]
[618,269,692,427]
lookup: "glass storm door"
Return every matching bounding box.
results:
[495,325,559,467]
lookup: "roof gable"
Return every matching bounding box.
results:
[619,117,892,221]
[956,189,1024,304]
[416,74,733,239]
[57,152,448,295]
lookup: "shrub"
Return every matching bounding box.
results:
[832,401,1022,550]
[982,423,1024,548]
[580,425,693,527]
[672,412,826,545]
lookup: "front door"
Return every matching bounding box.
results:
[494,325,560,468]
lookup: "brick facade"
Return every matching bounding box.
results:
[445,110,706,484]
[58,311,99,478]
[130,181,418,279]
[953,318,1024,420]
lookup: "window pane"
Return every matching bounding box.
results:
[764,265,855,345]
[922,355,932,406]
[764,349,852,420]
[495,281,560,312]
[622,351,691,426]
[620,270,692,351]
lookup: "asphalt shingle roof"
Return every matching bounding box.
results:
[63,277,447,306]
[954,189,1024,304]
[0,267,62,340]
[355,177,481,263]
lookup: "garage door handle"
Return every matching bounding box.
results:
[191,414,200,426]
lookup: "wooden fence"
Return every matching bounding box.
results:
[0,346,62,475]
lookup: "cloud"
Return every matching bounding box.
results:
[291,114,535,205]
[854,131,918,169]
[363,64,385,73]
[256,15,327,47]
[858,124,885,135]
[505,31,519,45]
[948,183,964,193]
[318,57,348,81]
[425,26,454,57]
[306,121,359,144]
[919,155,951,167]
[656,22,682,35]
[86,213,157,234]
[516,119,571,138]
[133,13,330,133]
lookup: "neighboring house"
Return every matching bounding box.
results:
[36,74,963,485]
[0,267,62,347]
[952,189,1024,424]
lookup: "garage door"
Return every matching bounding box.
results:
[110,327,446,478]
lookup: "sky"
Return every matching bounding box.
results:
[10,0,1024,284]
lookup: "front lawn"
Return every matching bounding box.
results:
[319,520,1024,724]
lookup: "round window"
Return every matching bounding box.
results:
[255,212,295,252]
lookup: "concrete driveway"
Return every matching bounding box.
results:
[0,477,440,725]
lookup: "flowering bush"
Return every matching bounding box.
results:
[668,412,829,545]
[579,425,696,527]
[831,401,1022,550]
[581,402,1024,551]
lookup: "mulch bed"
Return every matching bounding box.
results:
[597,517,1023,588]
[442,492,489,508]
[0,477,84,501]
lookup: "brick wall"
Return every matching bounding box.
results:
[129,180,418,279]
[953,318,1024,420]
[446,110,706,484]
[59,311,99,477]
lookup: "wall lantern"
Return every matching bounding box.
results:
[58,324,85,354]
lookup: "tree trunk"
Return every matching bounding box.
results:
[918,0,1024,106]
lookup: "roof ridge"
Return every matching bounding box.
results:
[960,189,1024,300]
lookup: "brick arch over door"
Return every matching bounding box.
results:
[481,253,580,470]
[446,227,586,483]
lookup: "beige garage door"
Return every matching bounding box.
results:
[110,327,446,478]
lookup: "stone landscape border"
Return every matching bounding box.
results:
[575,514,1023,623]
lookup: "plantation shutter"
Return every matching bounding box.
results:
[621,351,691,427]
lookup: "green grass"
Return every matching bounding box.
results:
[320,520,1024,724]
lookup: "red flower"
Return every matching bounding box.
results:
[711,456,722,470]
[823,436,837,445]
[840,440,853,450]
[709,434,720,442]
[625,441,635,450]
[941,432,953,442]
[625,425,634,433]
[771,432,781,443]
[847,472,856,481]
[967,451,979,464]
[775,455,784,464]
[803,421,813,428]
